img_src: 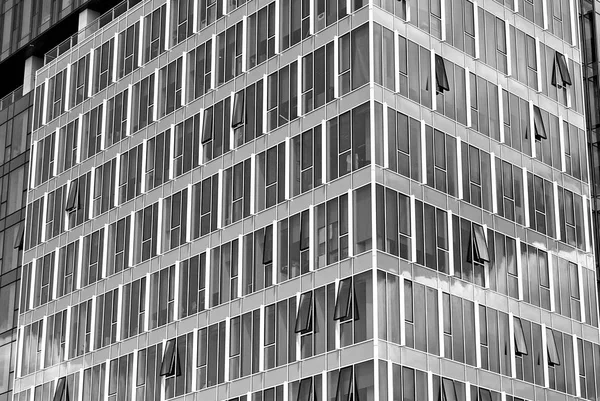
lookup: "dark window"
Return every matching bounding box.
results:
[262,225,273,264]
[231,91,245,128]
[513,317,528,356]
[533,106,547,140]
[297,377,313,401]
[478,389,492,401]
[442,378,458,401]
[65,181,79,212]
[546,328,561,366]
[300,210,310,250]
[53,377,67,401]
[334,277,352,320]
[201,108,213,143]
[472,225,490,263]
[336,366,353,401]
[435,54,450,94]
[160,339,180,376]
[14,223,24,249]
[552,52,572,87]
[295,291,313,334]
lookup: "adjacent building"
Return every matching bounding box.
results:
[11,1,600,401]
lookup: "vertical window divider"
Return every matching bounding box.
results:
[474,301,482,368]
[138,16,144,67]
[440,0,447,41]
[128,212,135,268]
[101,99,107,150]
[52,249,60,300]
[483,224,490,287]
[143,273,150,332]
[474,1,480,59]
[186,184,192,243]
[430,51,437,111]
[275,0,280,54]
[53,127,60,177]
[334,36,339,98]
[321,120,327,185]
[508,313,517,378]
[242,16,248,72]
[285,137,291,200]
[410,195,416,263]
[259,305,265,372]
[565,54,573,108]
[229,92,236,150]
[237,235,243,295]
[157,198,164,256]
[295,292,301,358]
[309,205,315,272]
[192,0,199,33]
[211,35,217,90]
[309,0,315,35]
[217,170,223,229]
[369,17,375,85]
[165,0,171,51]
[348,189,354,258]
[427,371,434,401]
[465,383,472,401]
[181,51,187,105]
[159,340,167,398]
[40,317,48,369]
[41,193,48,242]
[76,237,84,290]
[346,0,351,15]
[140,140,147,193]
[87,51,94,99]
[505,20,512,76]
[130,351,138,400]
[153,69,159,122]
[394,30,400,93]
[578,264,586,323]
[552,181,560,241]
[89,169,95,219]
[224,317,230,381]
[448,210,454,276]
[548,254,556,311]
[272,221,278,285]
[113,32,119,83]
[584,196,591,252]
[76,114,83,163]
[297,56,303,116]
[515,237,523,301]
[491,153,498,214]
[383,103,389,168]
[528,102,536,158]
[465,68,472,127]
[103,360,111,396]
[114,153,121,206]
[173,261,180,320]
[169,125,175,180]
[541,323,550,387]
[116,284,123,342]
[64,63,71,112]
[191,329,198,391]
[79,367,85,400]
[250,154,256,214]
[535,38,542,92]
[262,74,268,133]
[498,85,505,143]
[30,140,38,189]
[42,77,49,125]
[573,334,581,397]
[522,168,530,227]
[198,108,205,166]
[89,296,97,351]
[420,120,427,185]
[204,251,211,308]
[102,224,109,278]
[334,280,341,349]
[513,0,519,13]
[569,0,577,46]
[126,84,133,136]
[542,0,549,30]
[438,288,445,358]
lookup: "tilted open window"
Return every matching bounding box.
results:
[335,366,353,401]
[477,388,493,401]
[160,338,180,376]
[334,277,352,320]
[65,180,79,212]
[297,377,313,401]
[295,291,313,334]
[533,105,547,140]
[441,378,458,401]
[471,224,490,263]
[53,377,68,401]
[262,224,273,264]
[299,210,310,251]
[201,108,213,144]
[546,328,561,366]
[435,55,450,94]
[14,223,24,250]
[231,91,245,128]
[513,317,528,356]
[552,52,572,88]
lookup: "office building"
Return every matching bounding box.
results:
[11,1,600,401]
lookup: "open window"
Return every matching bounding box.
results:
[435,55,450,94]
[471,224,490,263]
[546,328,561,366]
[533,105,547,140]
[335,366,353,401]
[65,180,79,212]
[513,317,528,356]
[201,108,213,144]
[477,389,493,401]
[441,378,458,401]
[299,210,310,251]
[231,91,245,128]
[297,377,313,401]
[14,223,24,250]
[334,277,352,320]
[552,52,572,88]
[160,338,180,376]
[295,291,313,334]
[262,224,273,264]
[53,377,68,401]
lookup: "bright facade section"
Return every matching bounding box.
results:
[13,0,600,401]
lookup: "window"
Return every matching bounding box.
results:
[266,63,298,131]
[527,172,556,237]
[453,217,487,287]
[162,188,188,252]
[92,159,116,217]
[58,119,78,174]
[197,0,223,30]
[513,317,528,356]
[471,225,489,263]
[33,82,45,130]
[107,216,131,276]
[488,231,518,299]
[397,35,432,108]
[45,310,67,367]
[406,0,442,38]
[170,0,194,46]
[143,5,167,63]
[48,69,67,121]
[520,244,551,310]
[20,320,43,375]
[338,24,370,95]
[425,127,458,196]
[295,292,312,334]
[149,265,176,329]
[201,97,231,162]
[546,328,561,366]
[233,81,263,146]
[81,227,102,288]
[70,54,90,107]
[547,0,573,42]
[178,253,206,318]
[191,176,219,238]
[279,0,311,52]
[222,159,251,226]
[334,277,352,320]
[502,90,532,156]
[558,188,586,250]
[145,129,171,191]
[478,305,512,377]
[14,223,24,250]
[52,377,67,401]
[209,240,239,307]
[131,74,155,133]
[315,194,349,268]
[118,22,140,78]
[231,91,244,128]
[34,132,55,186]
[118,144,143,204]
[552,52,572,88]
[441,292,477,366]
[81,104,103,160]
[160,339,179,376]
[445,0,476,57]
[435,58,468,124]
[107,355,134,401]
[56,241,77,298]
[297,378,313,401]
[94,288,118,349]
[82,364,106,401]
[65,180,79,212]
[509,26,538,90]
[495,160,525,224]
[302,42,336,112]
[335,366,353,401]
[121,278,145,340]
[47,186,66,239]
[387,108,422,181]
[173,113,201,177]
[563,122,588,182]
[435,55,450,94]
[375,186,411,260]
[532,105,547,140]
[256,143,285,211]
[242,226,274,295]
[462,144,493,211]
[469,74,500,140]
[135,203,159,264]
[277,210,311,281]
[33,253,54,307]
[93,39,114,93]
[291,127,322,197]
[247,3,276,69]
[69,299,92,357]
[216,21,243,86]
[442,378,458,401]
[372,24,395,91]
[186,39,212,102]
[106,88,128,147]
[197,322,226,388]
[158,57,183,118]
[478,8,507,73]
[415,200,449,273]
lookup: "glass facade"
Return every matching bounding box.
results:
[11,1,600,401]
